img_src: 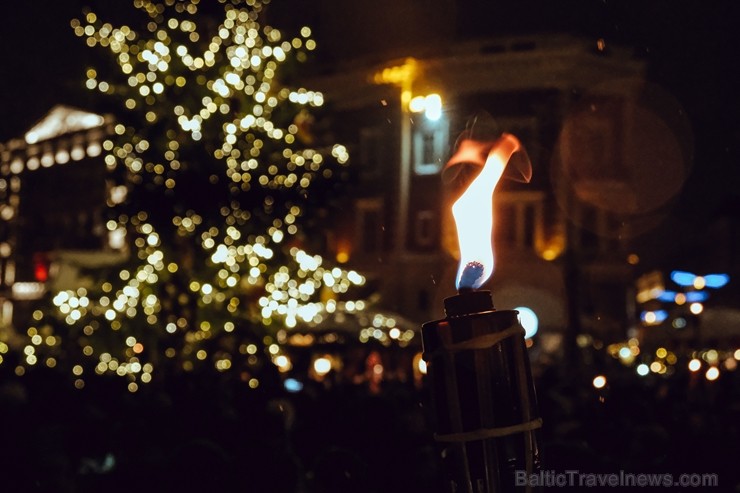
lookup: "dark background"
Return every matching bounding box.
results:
[2,0,739,239]
[1,1,739,492]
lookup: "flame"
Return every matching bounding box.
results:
[447,133,528,290]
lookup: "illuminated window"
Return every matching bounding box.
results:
[0,258,14,287]
[413,118,448,175]
[1,299,12,328]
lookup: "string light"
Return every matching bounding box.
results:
[3,0,364,389]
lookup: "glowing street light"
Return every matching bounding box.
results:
[409,93,443,121]
[374,59,446,258]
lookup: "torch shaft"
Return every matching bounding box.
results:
[422,296,541,493]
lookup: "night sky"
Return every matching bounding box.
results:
[2,1,738,140]
[1,0,738,267]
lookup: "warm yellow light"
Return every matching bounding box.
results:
[373,58,417,86]
[693,276,706,290]
[656,347,667,359]
[592,375,607,389]
[705,366,719,381]
[274,354,291,372]
[674,293,686,305]
[417,357,427,375]
[734,349,740,360]
[336,251,349,263]
[540,247,561,261]
[704,349,718,364]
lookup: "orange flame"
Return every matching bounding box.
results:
[445,133,530,290]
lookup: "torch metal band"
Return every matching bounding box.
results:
[427,325,524,359]
[434,417,543,443]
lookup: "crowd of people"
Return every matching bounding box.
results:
[0,344,737,492]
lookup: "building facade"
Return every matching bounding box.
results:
[306,33,649,350]
[1,35,652,357]
[0,105,121,340]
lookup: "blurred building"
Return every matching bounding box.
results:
[1,34,668,362]
[0,105,121,337]
[306,33,652,351]
[0,104,425,387]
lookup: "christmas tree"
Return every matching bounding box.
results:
[11,0,367,391]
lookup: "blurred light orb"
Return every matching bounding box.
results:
[688,358,701,372]
[592,375,607,389]
[552,79,692,239]
[424,94,443,121]
[689,302,704,315]
[693,276,706,290]
[636,364,649,376]
[313,356,331,376]
[705,367,720,381]
[409,95,426,113]
[704,349,719,364]
[284,378,303,393]
[274,354,291,372]
[515,306,538,339]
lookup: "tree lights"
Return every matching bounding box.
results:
[3,0,368,389]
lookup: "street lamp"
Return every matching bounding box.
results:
[373,59,444,258]
[409,93,443,122]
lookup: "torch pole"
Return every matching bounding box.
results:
[422,290,541,493]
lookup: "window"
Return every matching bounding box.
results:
[413,118,448,175]
[579,206,599,251]
[17,158,106,253]
[355,198,384,255]
[359,126,388,181]
[414,210,436,248]
[495,191,546,251]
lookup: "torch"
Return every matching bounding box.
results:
[422,132,541,493]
